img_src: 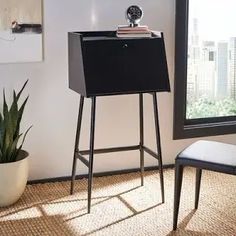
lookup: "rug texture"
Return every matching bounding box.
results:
[0,168,236,236]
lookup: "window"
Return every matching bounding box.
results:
[174,0,236,139]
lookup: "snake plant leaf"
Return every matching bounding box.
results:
[3,89,8,118]
[10,90,19,134]
[17,96,28,126]
[3,89,13,146]
[14,96,29,140]
[4,105,14,142]
[21,125,32,146]
[0,113,3,149]
[0,114,2,158]
[3,113,14,162]
[0,81,31,163]
[15,125,32,160]
[9,133,22,162]
[0,148,2,161]
[2,126,10,161]
[16,80,28,101]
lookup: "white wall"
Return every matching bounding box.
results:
[1,0,236,180]
[0,31,42,63]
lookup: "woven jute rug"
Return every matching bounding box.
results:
[0,168,236,236]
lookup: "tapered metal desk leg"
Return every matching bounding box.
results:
[152,92,165,203]
[87,97,96,213]
[139,93,144,186]
[71,96,84,195]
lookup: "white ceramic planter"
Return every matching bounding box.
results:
[0,150,29,207]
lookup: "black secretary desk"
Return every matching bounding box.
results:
[68,31,170,213]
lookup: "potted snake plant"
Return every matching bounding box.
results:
[0,80,31,207]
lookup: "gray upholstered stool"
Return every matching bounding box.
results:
[173,140,236,230]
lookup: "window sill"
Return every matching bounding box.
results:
[173,120,236,139]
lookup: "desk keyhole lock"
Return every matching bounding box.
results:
[123,44,128,49]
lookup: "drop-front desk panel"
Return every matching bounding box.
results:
[68,31,170,97]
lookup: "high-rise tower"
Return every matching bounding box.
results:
[229,37,236,100]
[216,41,228,99]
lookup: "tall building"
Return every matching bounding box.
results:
[216,41,228,99]
[229,37,236,100]
[197,41,216,99]
[187,18,200,102]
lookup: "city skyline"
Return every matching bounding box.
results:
[186,15,236,118]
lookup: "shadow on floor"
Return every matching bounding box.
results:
[166,209,217,236]
[0,205,75,236]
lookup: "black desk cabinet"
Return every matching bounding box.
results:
[68,31,170,97]
[68,30,170,213]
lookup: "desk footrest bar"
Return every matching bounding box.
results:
[142,145,159,160]
[76,152,89,167]
[80,145,140,155]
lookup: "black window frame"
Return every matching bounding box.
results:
[173,0,236,139]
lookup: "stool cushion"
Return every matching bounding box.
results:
[178,140,236,167]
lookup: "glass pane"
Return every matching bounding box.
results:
[186,0,236,119]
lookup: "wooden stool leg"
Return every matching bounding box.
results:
[195,168,202,209]
[173,162,184,230]
[87,97,96,213]
[71,96,84,195]
[152,92,165,203]
[139,93,144,186]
